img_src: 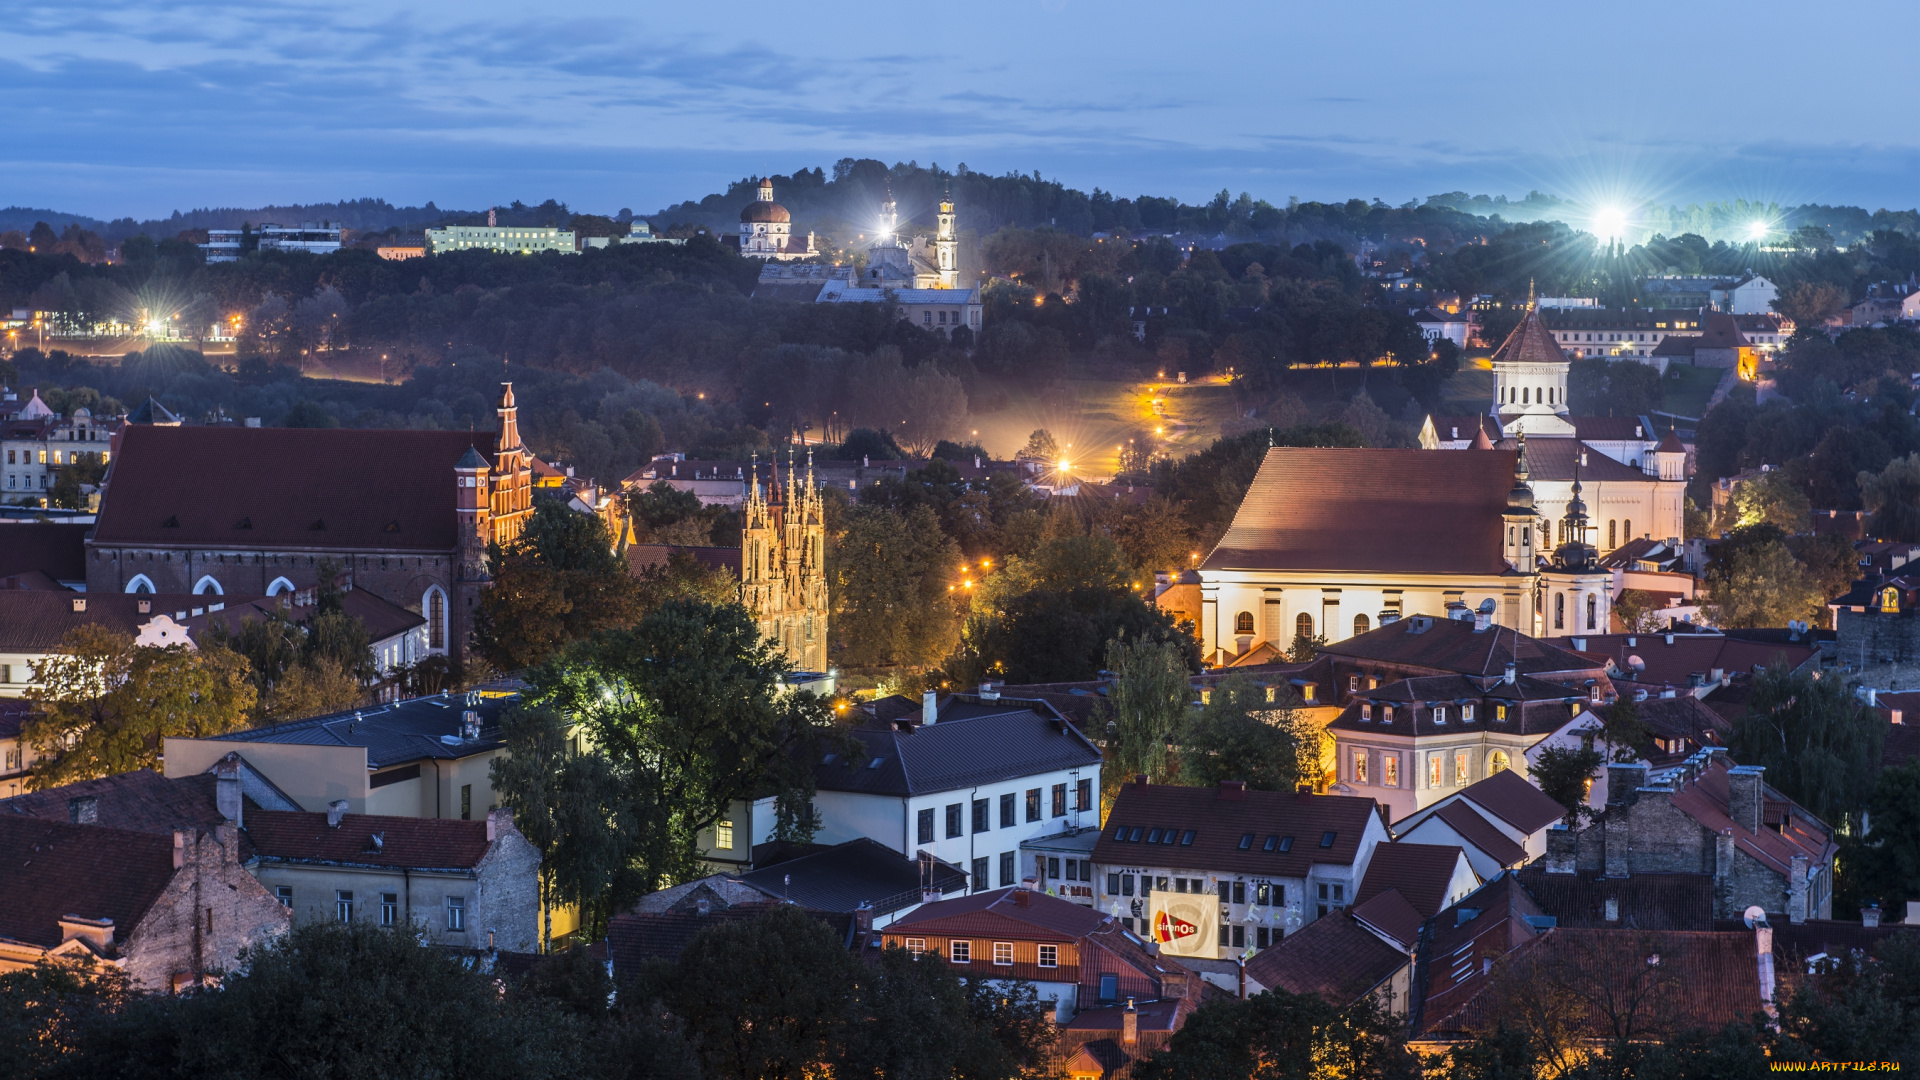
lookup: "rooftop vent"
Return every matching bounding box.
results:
[70,597,85,613]
[326,800,349,827]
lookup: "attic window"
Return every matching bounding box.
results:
[1162,829,1178,845]
[1433,707,1447,725]
[1279,836,1294,852]
[1238,832,1253,849]
[1147,828,1163,843]
[1179,829,1195,845]
[1360,704,1372,722]
[1462,704,1475,723]
[1262,835,1277,851]
[867,757,884,769]
[1319,831,1336,848]
[1496,705,1507,722]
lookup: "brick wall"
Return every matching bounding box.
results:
[1570,789,1792,921]
[122,826,290,992]
[1836,609,1920,666]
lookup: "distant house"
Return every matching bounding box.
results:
[1393,769,1566,878]
[1412,307,1471,349]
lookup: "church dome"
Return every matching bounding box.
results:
[741,201,790,224]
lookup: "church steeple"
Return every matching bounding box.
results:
[1501,433,1536,571]
[935,184,957,288]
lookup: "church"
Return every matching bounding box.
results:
[859,186,960,290]
[735,178,820,261]
[741,452,829,672]
[87,384,535,666]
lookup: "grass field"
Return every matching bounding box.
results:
[1661,364,1725,420]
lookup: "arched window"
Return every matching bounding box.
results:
[266,576,295,596]
[1295,613,1314,640]
[1235,610,1254,635]
[1522,387,1530,405]
[424,586,447,651]
[124,574,155,594]
[1554,592,1565,630]
[1586,593,1598,630]
[1508,525,1515,549]
[1353,613,1370,636]
[1488,750,1511,774]
[1624,519,1632,543]
[192,575,223,596]
[1608,520,1617,549]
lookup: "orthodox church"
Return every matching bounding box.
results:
[736,178,819,261]
[740,451,829,672]
[860,187,960,290]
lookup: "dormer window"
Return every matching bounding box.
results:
[1349,675,1359,692]
[1462,705,1475,723]
[1301,683,1316,703]
[1361,704,1373,722]
[1381,706,1393,725]
[1433,706,1447,725]
[1884,587,1901,612]
[1496,705,1508,722]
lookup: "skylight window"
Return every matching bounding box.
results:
[1239,833,1253,850]
[1320,831,1336,848]
[1262,835,1277,852]
[1147,828,1163,844]
[1279,836,1294,852]
[1128,827,1143,842]
[1180,830,1195,845]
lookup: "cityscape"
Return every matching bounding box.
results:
[3,3,1920,1077]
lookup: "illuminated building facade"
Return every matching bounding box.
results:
[741,451,829,671]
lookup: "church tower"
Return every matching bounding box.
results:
[738,449,829,671]
[1539,475,1613,638]
[879,186,899,238]
[490,383,534,545]
[1490,295,1576,438]
[935,187,958,289]
[1501,434,1537,572]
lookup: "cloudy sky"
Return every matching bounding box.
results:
[7,0,1917,219]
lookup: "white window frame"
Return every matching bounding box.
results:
[1038,944,1058,968]
[993,941,1014,966]
[905,937,926,957]
[950,940,971,963]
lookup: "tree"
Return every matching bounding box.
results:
[1098,637,1193,813]
[1595,699,1653,763]
[1728,469,1811,533]
[1019,428,1060,465]
[47,456,106,511]
[1729,666,1882,826]
[527,600,835,894]
[831,502,965,676]
[1845,761,1920,913]
[477,499,643,670]
[1774,928,1920,1065]
[1611,588,1668,634]
[1181,676,1319,792]
[1135,988,1416,1080]
[633,549,737,614]
[1860,453,1920,542]
[1702,535,1825,629]
[23,625,257,788]
[894,365,968,458]
[0,959,133,1080]
[203,567,376,722]
[1533,745,1603,824]
[1774,280,1847,325]
[1287,630,1329,663]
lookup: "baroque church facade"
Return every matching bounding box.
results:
[740,452,829,672]
[737,178,819,260]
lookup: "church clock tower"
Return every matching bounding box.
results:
[935,187,958,289]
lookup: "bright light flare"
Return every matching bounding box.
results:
[1590,205,1630,245]
[1745,221,1772,243]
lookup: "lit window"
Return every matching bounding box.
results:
[1352,750,1368,785]
[1434,707,1447,725]
[993,941,1014,966]
[1383,755,1399,788]
[715,820,734,850]
[1361,704,1372,722]
[1455,751,1470,786]
[1428,756,1442,788]
[1462,705,1475,723]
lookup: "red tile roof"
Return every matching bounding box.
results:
[0,591,205,652]
[1456,768,1567,835]
[1348,887,1426,949]
[1322,615,1599,680]
[1667,759,1835,877]
[623,543,741,575]
[0,815,175,950]
[1491,307,1570,366]
[0,523,87,581]
[1514,868,1714,930]
[1356,843,1468,918]
[1244,909,1408,1004]
[1499,437,1652,482]
[1425,803,1529,868]
[243,810,492,871]
[1093,780,1381,878]
[186,588,424,644]
[94,426,498,552]
[885,885,1111,941]
[1202,448,1518,575]
[1576,632,1818,687]
[1412,874,1548,1035]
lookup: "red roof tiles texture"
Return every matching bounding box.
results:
[0,815,175,949]
[243,810,492,870]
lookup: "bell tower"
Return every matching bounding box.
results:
[1539,473,1613,639]
[491,383,533,545]
[935,186,958,289]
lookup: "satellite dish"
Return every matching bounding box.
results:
[1627,655,1646,672]
[1743,905,1768,929]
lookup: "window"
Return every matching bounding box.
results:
[1026,788,1041,822]
[1121,874,1136,897]
[1076,779,1091,812]
[1147,828,1162,844]
[1174,877,1187,893]
[1429,755,1443,788]
[1496,704,1508,722]
[971,798,989,833]
[1608,520,1617,549]
[1381,705,1393,725]
[1052,783,1067,817]
[428,589,445,649]
[336,890,354,923]
[950,940,971,964]
[1319,830,1336,848]
[1316,882,1345,917]
[1349,674,1359,692]
[1180,829,1195,845]
[1038,944,1058,968]
[1232,881,1246,904]
[1624,520,1632,543]
[460,784,472,821]
[1455,750,1470,786]
[1554,592,1565,630]
[1098,973,1119,1003]
[946,803,963,838]
[381,893,398,926]
[971,857,989,891]
[1046,856,1060,879]
[918,807,935,845]
[275,886,293,908]
[999,851,1016,887]
[1383,755,1399,787]
[1232,925,1245,948]
[1360,704,1372,722]
[1352,749,1368,784]
[999,792,1015,828]
[1434,706,1447,725]
[993,941,1014,966]
[1257,927,1272,948]
[1353,613,1370,635]
[1262,834,1277,851]
[1279,836,1294,852]
[1235,610,1254,634]
[1587,593,1598,631]
[1489,750,1511,774]
[905,937,927,957]
[1462,704,1475,723]
[1239,832,1254,849]
[447,896,466,932]
[1296,612,1313,639]
[1107,872,1121,894]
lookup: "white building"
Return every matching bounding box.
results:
[1413,307,1470,348]
[425,223,575,256]
[201,223,343,262]
[735,178,819,261]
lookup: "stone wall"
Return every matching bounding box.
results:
[477,808,544,952]
[1836,608,1920,666]
[122,826,290,992]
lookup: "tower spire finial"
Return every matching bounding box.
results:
[1528,277,1536,311]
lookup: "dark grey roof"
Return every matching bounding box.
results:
[815,703,1103,797]
[204,692,513,769]
[455,445,489,470]
[736,838,967,915]
[127,397,180,424]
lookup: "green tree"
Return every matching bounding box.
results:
[47,456,106,510]
[23,625,257,788]
[528,600,834,895]
[1181,676,1318,792]
[0,959,133,1080]
[1611,588,1668,634]
[477,499,642,670]
[1098,637,1193,813]
[1840,761,1920,913]
[1774,930,1920,1066]
[1702,534,1824,628]
[1019,428,1060,464]
[1135,988,1416,1080]
[1596,699,1653,763]
[1861,453,1920,543]
[1729,469,1811,533]
[831,502,964,676]
[1729,666,1882,826]
[1533,745,1604,824]
[633,549,738,613]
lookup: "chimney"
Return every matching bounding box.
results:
[1727,765,1765,834]
[487,807,510,842]
[1545,824,1576,874]
[979,682,999,701]
[137,599,151,614]
[1504,661,1517,685]
[173,830,186,869]
[1134,774,1150,787]
[1237,955,1247,999]
[214,752,243,828]
[71,597,85,613]
[1606,763,1647,805]
[326,800,349,828]
[1014,889,1031,907]
[1790,853,1810,924]
[922,690,938,725]
[1121,998,1138,1047]
[854,901,874,934]
[1864,904,1882,929]
[1218,779,1247,801]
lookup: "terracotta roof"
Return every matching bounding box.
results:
[1498,437,1653,482]
[1651,334,1700,356]
[1883,722,1920,771]
[1202,448,1518,575]
[1515,868,1714,930]
[1490,307,1569,367]
[1093,779,1381,878]
[1575,632,1819,687]
[1348,886,1426,948]
[1424,803,1529,868]
[93,426,499,552]
[1245,908,1408,1004]
[1696,312,1751,349]
[1427,416,1503,443]
[1356,843,1469,917]
[0,815,175,950]
[1657,427,1686,453]
[886,885,1112,941]
[1,769,231,839]
[1413,873,1548,1036]
[1456,768,1567,834]
[244,809,492,870]
[740,201,791,224]
[0,591,203,652]
[623,543,741,575]
[1322,615,1598,680]
[186,588,425,645]
[1666,759,1835,877]
[0,523,87,582]
[1327,671,1596,737]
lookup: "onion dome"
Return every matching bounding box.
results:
[1506,433,1534,511]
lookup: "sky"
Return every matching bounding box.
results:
[6,0,1920,221]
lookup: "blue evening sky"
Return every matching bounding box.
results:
[6,0,1916,220]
